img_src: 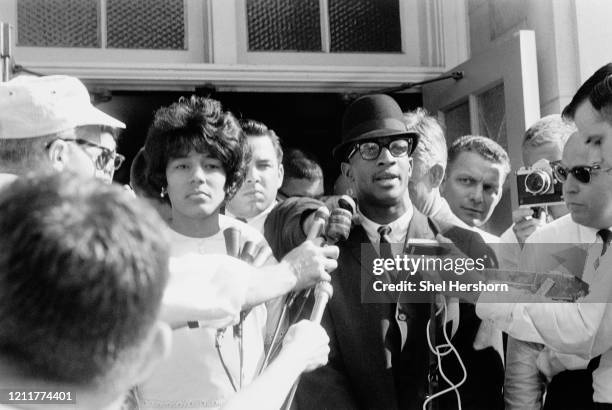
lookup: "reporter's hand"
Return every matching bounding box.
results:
[512,208,547,245]
[281,320,330,372]
[281,238,339,290]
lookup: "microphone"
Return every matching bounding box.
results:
[309,280,333,324]
[325,195,356,244]
[223,227,241,258]
[338,195,356,214]
[284,281,333,410]
[240,240,256,264]
[306,206,330,241]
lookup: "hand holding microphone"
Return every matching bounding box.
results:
[281,207,339,292]
[303,195,355,244]
[281,320,330,373]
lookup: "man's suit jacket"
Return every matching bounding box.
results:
[296,210,504,410]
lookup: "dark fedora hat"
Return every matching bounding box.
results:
[333,94,419,161]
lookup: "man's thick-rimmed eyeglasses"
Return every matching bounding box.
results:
[47,138,125,171]
[347,137,417,161]
[553,162,612,184]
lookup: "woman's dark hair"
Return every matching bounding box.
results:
[144,96,249,201]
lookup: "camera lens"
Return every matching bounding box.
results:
[525,170,551,194]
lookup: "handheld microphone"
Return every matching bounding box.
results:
[240,241,256,264]
[284,280,333,410]
[223,227,241,258]
[325,195,355,244]
[306,206,330,241]
[338,195,356,214]
[309,281,333,324]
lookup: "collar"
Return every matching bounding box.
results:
[226,201,277,234]
[358,204,414,245]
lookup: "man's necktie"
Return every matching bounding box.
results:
[594,229,611,270]
[378,225,404,390]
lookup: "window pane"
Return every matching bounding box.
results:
[443,102,471,144]
[247,0,322,51]
[107,0,185,49]
[17,0,100,48]
[329,0,401,52]
[477,83,507,150]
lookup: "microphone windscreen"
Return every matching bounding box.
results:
[223,227,241,258]
[338,195,356,215]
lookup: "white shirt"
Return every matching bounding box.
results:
[477,224,612,403]
[141,215,268,409]
[472,226,500,244]
[163,254,253,329]
[359,205,413,246]
[427,196,470,229]
[226,201,277,234]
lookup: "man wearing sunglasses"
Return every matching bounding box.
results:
[0,75,125,185]
[502,132,601,409]
[426,126,612,408]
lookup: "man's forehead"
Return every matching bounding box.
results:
[450,151,503,172]
[99,132,117,150]
[248,136,278,159]
[563,145,590,166]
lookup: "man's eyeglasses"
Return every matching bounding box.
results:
[553,162,612,184]
[347,137,416,161]
[48,138,125,171]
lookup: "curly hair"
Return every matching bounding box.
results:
[144,96,249,202]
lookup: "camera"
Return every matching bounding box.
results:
[516,158,564,208]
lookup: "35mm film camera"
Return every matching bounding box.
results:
[516,159,564,209]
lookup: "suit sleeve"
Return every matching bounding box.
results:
[264,197,323,260]
[295,307,359,409]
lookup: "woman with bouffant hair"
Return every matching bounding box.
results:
[139,95,270,408]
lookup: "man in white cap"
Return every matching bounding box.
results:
[0,75,125,186]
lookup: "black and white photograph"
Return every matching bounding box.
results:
[0,0,611,409]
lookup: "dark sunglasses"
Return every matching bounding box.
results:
[347,137,416,161]
[48,138,125,171]
[553,162,612,184]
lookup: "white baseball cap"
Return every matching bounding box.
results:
[0,75,125,139]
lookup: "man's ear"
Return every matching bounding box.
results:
[440,171,449,193]
[46,139,69,172]
[277,163,284,187]
[428,164,445,189]
[340,162,352,181]
[130,321,172,386]
[406,157,413,179]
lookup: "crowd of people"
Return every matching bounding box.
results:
[1,62,612,410]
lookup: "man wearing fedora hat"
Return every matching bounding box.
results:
[290,94,503,409]
[0,75,126,186]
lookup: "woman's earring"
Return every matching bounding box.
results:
[160,186,167,198]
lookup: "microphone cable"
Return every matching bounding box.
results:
[422,296,467,410]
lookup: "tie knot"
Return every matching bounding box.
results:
[378,225,392,237]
